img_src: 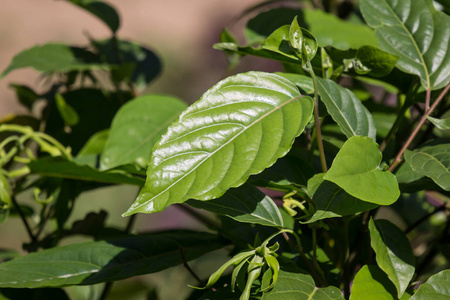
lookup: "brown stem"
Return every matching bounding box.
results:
[389,84,450,172]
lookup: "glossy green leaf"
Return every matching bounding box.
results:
[187,184,284,228]
[288,17,318,64]
[360,0,450,90]
[304,174,377,223]
[404,142,450,191]
[350,265,397,300]
[410,269,450,299]
[304,9,378,50]
[275,73,314,94]
[66,0,120,33]
[55,94,79,127]
[427,116,450,130]
[123,72,314,216]
[28,157,144,186]
[262,25,300,61]
[261,269,344,299]
[1,44,105,78]
[101,95,187,170]
[324,136,400,205]
[317,78,376,141]
[369,219,415,298]
[0,231,225,288]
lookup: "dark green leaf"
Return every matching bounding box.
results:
[350,265,398,300]
[9,84,39,110]
[360,0,450,90]
[427,116,450,130]
[0,231,225,288]
[28,157,144,186]
[404,142,450,191]
[101,94,187,170]
[0,287,69,300]
[1,44,106,78]
[369,219,415,298]
[317,78,376,140]
[66,0,120,33]
[187,184,284,228]
[355,46,398,77]
[324,136,400,205]
[261,269,344,299]
[124,72,313,216]
[410,269,450,299]
[304,9,378,50]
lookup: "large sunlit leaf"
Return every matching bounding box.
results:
[29,157,144,186]
[66,0,120,33]
[404,142,450,191]
[409,269,450,300]
[101,95,187,170]
[317,78,376,141]
[187,184,284,228]
[350,265,398,300]
[1,44,106,78]
[123,72,314,216]
[369,219,415,298]
[360,0,450,90]
[0,231,225,288]
[324,136,400,205]
[304,9,378,50]
[261,269,344,299]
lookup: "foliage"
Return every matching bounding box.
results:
[0,0,449,299]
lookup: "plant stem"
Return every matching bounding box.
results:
[179,246,205,285]
[306,61,327,173]
[389,83,450,172]
[311,227,326,283]
[405,204,446,234]
[11,196,36,245]
[425,88,431,112]
[342,218,351,299]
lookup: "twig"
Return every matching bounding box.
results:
[179,246,205,285]
[11,196,36,245]
[405,205,446,234]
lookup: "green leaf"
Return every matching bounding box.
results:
[427,116,450,130]
[55,94,79,127]
[261,269,344,299]
[275,73,314,94]
[404,142,450,191]
[101,95,187,170]
[304,175,377,223]
[369,219,415,298]
[1,44,106,78]
[323,136,400,205]
[78,129,109,157]
[304,9,378,50]
[288,17,318,64]
[9,84,39,110]
[124,72,314,216]
[0,231,225,288]
[262,25,300,61]
[410,269,450,299]
[28,157,144,186]
[350,265,398,300]
[355,46,398,77]
[360,0,450,90]
[316,78,376,141]
[187,184,284,228]
[66,0,120,33]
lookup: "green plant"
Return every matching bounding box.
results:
[0,0,449,299]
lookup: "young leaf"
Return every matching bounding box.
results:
[427,116,450,130]
[55,94,80,127]
[360,0,450,90]
[123,72,314,216]
[316,78,376,141]
[409,269,450,299]
[261,269,344,299]
[66,0,120,33]
[369,219,415,298]
[404,142,450,191]
[350,265,398,300]
[101,95,187,170]
[187,184,284,228]
[262,25,299,61]
[0,231,225,288]
[323,136,400,205]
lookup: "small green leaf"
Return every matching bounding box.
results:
[427,116,450,130]
[9,84,39,110]
[404,142,450,191]
[324,136,400,205]
[317,78,376,140]
[360,0,450,90]
[124,72,313,216]
[262,26,299,61]
[369,219,415,298]
[77,129,109,157]
[261,255,280,292]
[55,94,79,127]
[0,231,225,288]
[410,269,450,299]
[304,9,378,50]
[350,265,398,300]
[101,95,187,170]
[355,46,398,77]
[261,269,344,299]
[187,184,284,228]
[28,157,144,186]
[275,73,314,94]
[66,0,120,33]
